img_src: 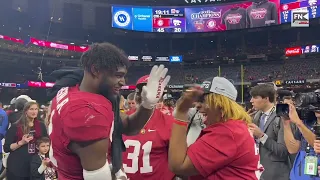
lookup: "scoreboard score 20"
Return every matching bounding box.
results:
[152,8,186,33]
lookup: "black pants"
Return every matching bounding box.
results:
[6,170,29,180]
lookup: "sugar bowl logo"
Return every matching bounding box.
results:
[114,10,131,27]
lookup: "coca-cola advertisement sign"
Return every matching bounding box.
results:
[285,47,302,56]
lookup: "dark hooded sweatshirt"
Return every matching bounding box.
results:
[246,0,278,28]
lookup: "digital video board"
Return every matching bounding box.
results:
[112,0,320,33]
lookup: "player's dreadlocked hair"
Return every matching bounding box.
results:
[80,42,129,74]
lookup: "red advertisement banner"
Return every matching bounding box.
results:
[30,37,89,52]
[285,46,302,56]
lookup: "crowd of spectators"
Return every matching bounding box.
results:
[1,35,320,85]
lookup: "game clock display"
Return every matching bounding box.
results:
[152,8,186,32]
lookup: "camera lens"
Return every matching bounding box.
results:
[295,92,320,107]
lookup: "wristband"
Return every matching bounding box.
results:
[174,119,188,127]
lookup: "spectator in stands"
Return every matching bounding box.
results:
[4,101,48,180]
[249,84,290,180]
[0,102,3,109]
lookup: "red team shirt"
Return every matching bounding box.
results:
[49,86,114,180]
[122,109,175,180]
[188,120,262,180]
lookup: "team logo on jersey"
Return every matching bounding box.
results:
[140,128,146,134]
[206,19,216,29]
[225,13,242,24]
[250,8,267,19]
[114,10,131,27]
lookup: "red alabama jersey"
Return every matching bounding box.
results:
[188,120,262,180]
[122,109,175,180]
[49,85,114,180]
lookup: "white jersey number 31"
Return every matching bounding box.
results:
[123,140,153,174]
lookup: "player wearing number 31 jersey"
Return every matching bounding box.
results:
[122,75,176,180]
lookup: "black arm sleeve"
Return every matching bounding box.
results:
[30,155,43,178]
[3,125,18,153]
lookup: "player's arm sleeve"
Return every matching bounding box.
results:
[271,3,278,24]
[0,113,8,140]
[187,126,237,177]
[3,124,17,153]
[63,105,113,142]
[263,121,289,159]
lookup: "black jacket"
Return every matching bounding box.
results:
[4,123,48,177]
[30,154,45,180]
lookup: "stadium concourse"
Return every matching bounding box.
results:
[1,0,320,179]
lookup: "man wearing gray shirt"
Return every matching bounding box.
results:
[246,0,278,28]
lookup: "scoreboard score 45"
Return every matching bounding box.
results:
[153,8,186,33]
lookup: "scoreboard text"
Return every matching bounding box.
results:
[152,8,186,32]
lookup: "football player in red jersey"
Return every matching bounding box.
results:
[122,75,176,180]
[169,77,263,180]
[48,43,170,180]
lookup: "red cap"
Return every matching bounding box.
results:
[136,75,149,85]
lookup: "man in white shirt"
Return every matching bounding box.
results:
[248,84,290,180]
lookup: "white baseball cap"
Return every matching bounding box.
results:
[201,77,237,101]
[16,95,35,102]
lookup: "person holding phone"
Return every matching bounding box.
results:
[30,137,57,180]
[4,101,48,180]
[282,103,320,180]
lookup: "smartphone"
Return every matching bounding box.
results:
[28,130,35,137]
[276,104,289,118]
[245,102,253,111]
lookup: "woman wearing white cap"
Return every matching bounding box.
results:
[168,77,263,180]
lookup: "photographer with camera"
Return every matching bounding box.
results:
[281,96,320,179]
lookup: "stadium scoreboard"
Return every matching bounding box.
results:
[152,8,186,33]
[112,0,320,33]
